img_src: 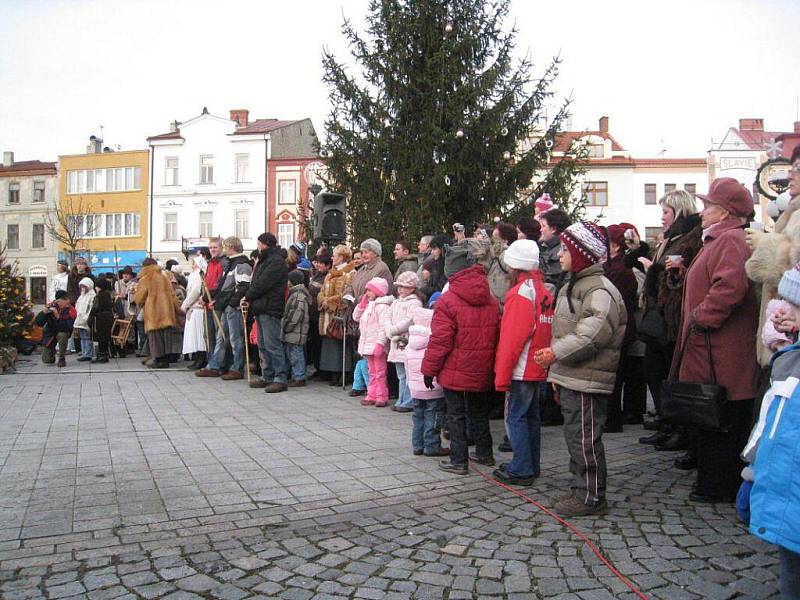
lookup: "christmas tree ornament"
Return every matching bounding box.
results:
[444,175,451,186]
[503,151,511,160]
[444,22,453,33]
[501,126,509,136]
[545,139,553,149]
[456,129,464,138]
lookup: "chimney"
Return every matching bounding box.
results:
[87,135,103,154]
[2,151,12,167]
[794,121,800,133]
[170,120,181,132]
[739,118,764,131]
[230,109,249,129]
[599,116,609,133]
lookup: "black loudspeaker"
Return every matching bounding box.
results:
[313,192,347,241]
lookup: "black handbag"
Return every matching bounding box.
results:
[637,306,667,346]
[660,331,729,432]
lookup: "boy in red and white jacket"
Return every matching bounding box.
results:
[493,239,554,485]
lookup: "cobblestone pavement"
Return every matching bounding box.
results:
[0,356,781,599]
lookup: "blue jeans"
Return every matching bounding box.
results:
[353,358,369,391]
[394,362,413,409]
[208,306,245,373]
[285,343,306,381]
[257,315,287,383]
[79,329,94,358]
[412,397,445,454]
[505,380,542,478]
[782,547,800,600]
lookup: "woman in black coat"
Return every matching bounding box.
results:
[90,278,115,363]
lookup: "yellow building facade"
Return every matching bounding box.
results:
[58,148,150,268]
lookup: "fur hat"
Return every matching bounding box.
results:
[444,241,476,278]
[395,270,419,289]
[365,277,389,297]
[360,238,382,256]
[560,221,608,273]
[504,239,540,271]
[779,263,800,306]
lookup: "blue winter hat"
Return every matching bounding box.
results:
[428,291,442,308]
[779,263,800,306]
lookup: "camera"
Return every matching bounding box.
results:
[624,229,635,242]
[452,222,465,233]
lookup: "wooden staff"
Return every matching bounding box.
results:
[240,301,251,385]
[200,274,225,342]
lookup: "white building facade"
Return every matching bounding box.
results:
[0,152,59,307]
[148,109,270,261]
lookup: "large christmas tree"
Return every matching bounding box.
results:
[321,0,587,249]
[0,244,31,357]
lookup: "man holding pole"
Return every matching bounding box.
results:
[244,232,289,393]
[203,238,227,355]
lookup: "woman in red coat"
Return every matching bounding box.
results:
[422,243,500,474]
[669,178,759,504]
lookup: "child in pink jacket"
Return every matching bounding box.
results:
[353,277,394,407]
[405,305,447,455]
[384,270,423,412]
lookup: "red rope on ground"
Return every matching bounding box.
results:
[470,465,650,600]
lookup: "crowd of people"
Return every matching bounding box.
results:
[25,150,800,594]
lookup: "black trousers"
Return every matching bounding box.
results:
[644,342,675,415]
[608,354,647,428]
[444,388,493,467]
[696,398,754,498]
[97,340,109,358]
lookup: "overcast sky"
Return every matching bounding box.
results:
[1,0,798,162]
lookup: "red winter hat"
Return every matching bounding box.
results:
[695,177,754,218]
[607,223,638,247]
[560,221,608,273]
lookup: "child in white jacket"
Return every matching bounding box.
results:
[74,277,96,361]
[383,271,422,412]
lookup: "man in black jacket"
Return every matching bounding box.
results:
[196,236,252,380]
[244,232,289,393]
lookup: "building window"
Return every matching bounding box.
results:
[587,144,604,158]
[235,209,249,239]
[33,181,46,203]
[84,215,96,238]
[581,181,608,207]
[200,155,214,184]
[645,227,662,245]
[235,154,249,183]
[199,211,213,237]
[164,212,178,241]
[86,170,95,192]
[165,157,179,185]
[67,167,141,193]
[278,223,294,248]
[30,277,47,305]
[6,224,19,250]
[684,183,696,194]
[664,183,676,193]
[32,224,45,249]
[644,183,657,205]
[8,182,20,204]
[279,180,296,205]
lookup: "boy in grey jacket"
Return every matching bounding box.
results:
[282,270,310,387]
[535,221,626,517]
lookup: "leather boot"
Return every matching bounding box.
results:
[674,449,698,470]
[639,430,671,445]
[655,430,688,451]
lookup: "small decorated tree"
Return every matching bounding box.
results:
[0,244,31,369]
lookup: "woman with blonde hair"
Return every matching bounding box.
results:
[318,244,356,384]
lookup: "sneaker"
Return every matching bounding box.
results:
[195,368,222,377]
[287,380,306,387]
[249,380,268,389]
[424,448,450,457]
[77,356,92,362]
[438,461,468,475]
[492,467,534,486]
[469,453,495,467]
[391,406,413,413]
[221,371,243,381]
[265,382,288,393]
[349,389,367,397]
[553,495,607,517]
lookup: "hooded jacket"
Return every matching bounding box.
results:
[353,295,394,356]
[74,278,96,330]
[548,263,627,394]
[281,284,310,345]
[404,307,444,400]
[494,270,554,391]
[245,246,287,318]
[383,293,423,363]
[213,254,252,311]
[422,265,500,391]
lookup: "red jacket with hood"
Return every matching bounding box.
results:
[494,270,554,391]
[422,265,500,391]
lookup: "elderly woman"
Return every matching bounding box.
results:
[638,190,703,455]
[669,178,759,504]
[318,245,357,383]
[134,258,180,369]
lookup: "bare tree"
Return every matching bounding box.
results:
[44,196,100,264]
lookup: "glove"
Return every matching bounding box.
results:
[423,375,435,390]
[534,347,556,368]
[358,294,369,309]
[744,228,764,250]
[373,343,384,357]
